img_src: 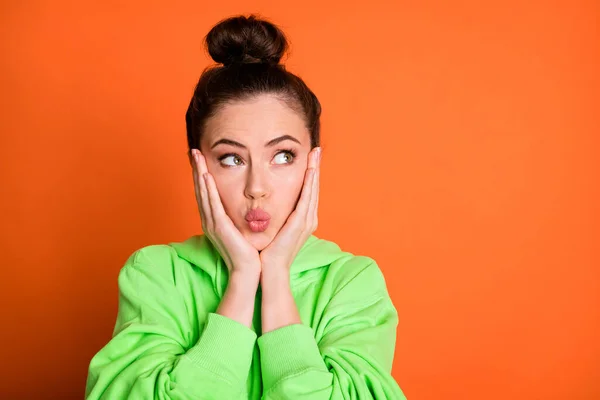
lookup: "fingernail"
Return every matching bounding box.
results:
[317,147,322,161]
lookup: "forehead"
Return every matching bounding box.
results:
[203,94,309,146]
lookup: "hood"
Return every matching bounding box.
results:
[168,234,351,297]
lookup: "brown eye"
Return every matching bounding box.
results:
[220,154,243,166]
[273,151,295,165]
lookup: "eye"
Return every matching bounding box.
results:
[219,154,244,167]
[218,150,297,167]
[273,149,297,165]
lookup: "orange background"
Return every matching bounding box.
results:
[1,1,598,399]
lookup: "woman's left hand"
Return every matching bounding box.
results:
[259,146,322,274]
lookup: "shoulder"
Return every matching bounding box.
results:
[319,253,398,330]
[117,236,218,290]
[118,244,179,290]
[122,243,176,272]
[307,236,389,296]
[126,244,176,265]
[312,243,391,308]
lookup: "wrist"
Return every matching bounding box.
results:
[229,270,261,292]
[260,268,291,300]
[217,270,260,328]
[260,266,289,286]
[260,269,301,332]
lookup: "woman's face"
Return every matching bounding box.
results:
[195,94,312,251]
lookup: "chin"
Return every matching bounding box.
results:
[243,229,274,252]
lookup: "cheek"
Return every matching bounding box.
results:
[212,173,241,211]
[275,168,306,206]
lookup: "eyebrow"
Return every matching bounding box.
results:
[210,135,301,150]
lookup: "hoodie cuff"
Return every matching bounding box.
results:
[257,323,328,390]
[182,312,257,385]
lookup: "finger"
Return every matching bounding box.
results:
[192,148,208,176]
[315,168,320,212]
[192,163,205,223]
[301,149,320,217]
[196,149,208,176]
[307,151,318,207]
[199,171,213,229]
[310,156,320,222]
[308,147,320,170]
[191,151,203,217]
[309,168,319,222]
[296,167,315,218]
[204,172,228,221]
[192,149,212,229]
[196,151,216,225]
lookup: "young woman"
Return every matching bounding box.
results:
[85,14,406,400]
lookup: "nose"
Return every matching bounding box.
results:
[244,165,270,200]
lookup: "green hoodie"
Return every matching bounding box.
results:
[85,234,406,399]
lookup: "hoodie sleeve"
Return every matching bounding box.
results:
[257,259,406,400]
[85,248,256,400]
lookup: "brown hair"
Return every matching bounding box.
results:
[185,14,321,155]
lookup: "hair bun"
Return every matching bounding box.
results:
[205,14,288,66]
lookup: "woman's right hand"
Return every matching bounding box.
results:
[190,149,261,277]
